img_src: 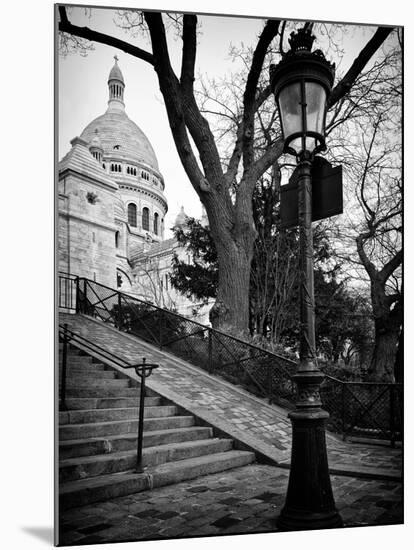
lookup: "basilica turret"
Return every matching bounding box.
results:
[107,55,125,109]
[89,129,104,163]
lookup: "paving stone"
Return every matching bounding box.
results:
[212,514,242,528]
[76,534,105,544]
[186,485,209,493]
[220,496,241,505]
[78,522,114,535]
[59,463,402,545]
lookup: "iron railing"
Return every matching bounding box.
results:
[58,273,403,444]
[58,323,158,472]
[58,272,78,311]
[320,376,403,446]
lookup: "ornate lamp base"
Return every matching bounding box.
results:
[277,372,343,531]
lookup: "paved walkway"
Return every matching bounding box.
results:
[59,313,402,480]
[59,463,403,545]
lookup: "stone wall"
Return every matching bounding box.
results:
[58,172,118,288]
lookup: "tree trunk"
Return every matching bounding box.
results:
[394,327,403,383]
[367,319,400,382]
[209,236,254,333]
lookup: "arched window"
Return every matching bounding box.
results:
[142,207,149,231]
[153,212,159,235]
[115,231,120,248]
[128,203,137,227]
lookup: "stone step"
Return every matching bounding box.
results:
[64,379,130,389]
[59,438,234,483]
[60,450,255,510]
[59,427,214,459]
[59,369,116,380]
[59,345,79,354]
[61,355,93,364]
[59,415,195,440]
[65,387,146,398]
[59,405,178,425]
[59,362,106,372]
[63,396,162,410]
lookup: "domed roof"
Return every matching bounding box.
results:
[174,206,188,228]
[80,110,159,170]
[108,57,124,83]
[80,58,160,171]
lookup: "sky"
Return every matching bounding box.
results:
[58,6,376,237]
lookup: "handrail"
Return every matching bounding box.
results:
[58,324,136,369]
[324,373,402,388]
[58,271,78,279]
[58,323,159,472]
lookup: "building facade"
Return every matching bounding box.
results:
[58,58,211,324]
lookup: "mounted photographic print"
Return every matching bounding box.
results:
[56,3,403,546]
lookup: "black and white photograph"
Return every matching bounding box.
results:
[54,2,403,546]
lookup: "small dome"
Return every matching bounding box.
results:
[89,129,103,150]
[174,206,188,228]
[108,56,124,84]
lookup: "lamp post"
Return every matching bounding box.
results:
[270,26,343,531]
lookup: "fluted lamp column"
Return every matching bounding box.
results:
[270,26,343,531]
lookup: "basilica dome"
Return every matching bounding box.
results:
[80,57,160,172]
[81,112,159,170]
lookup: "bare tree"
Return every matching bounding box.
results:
[355,122,402,381]
[325,32,402,381]
[59,6,393,334]
[134,260,177,310]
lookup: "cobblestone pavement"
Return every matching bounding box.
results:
[60,313,402,479]
[59,463,403,545]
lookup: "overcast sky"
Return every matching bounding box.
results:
[58,7,376,236]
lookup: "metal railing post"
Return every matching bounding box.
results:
[117,292,122,330]
[159,309,163,349]
[208,329,213,373]
[390,384,396,448]
[83,278,87,314]
[136,365,147,473]
[341,382,346,441]
[61,323,68,411]
[75,276,80,313]
[268,363,273,404]
[127,358,159,474]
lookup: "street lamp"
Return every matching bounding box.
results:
[270,26,343,531]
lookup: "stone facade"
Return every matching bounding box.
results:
[58,58,212,324]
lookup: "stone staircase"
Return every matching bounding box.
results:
[58,343,255,510]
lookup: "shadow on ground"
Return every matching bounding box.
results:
[21,526,54,545]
